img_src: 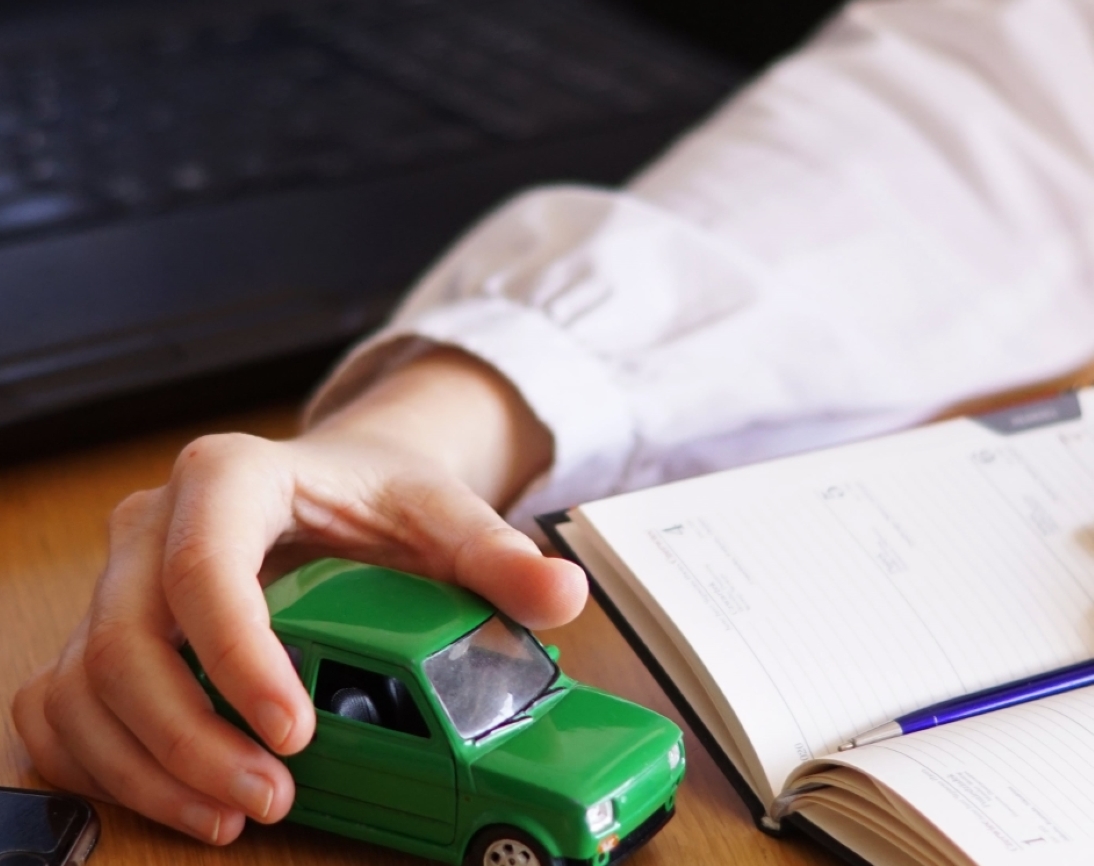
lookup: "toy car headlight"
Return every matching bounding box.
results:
[585,799,614,833]
[668,741,683,770]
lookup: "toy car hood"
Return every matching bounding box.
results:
[470,684,680,805]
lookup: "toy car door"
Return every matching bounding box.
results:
[289,648,457,844]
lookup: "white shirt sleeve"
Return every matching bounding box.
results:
[306,0,1094,532]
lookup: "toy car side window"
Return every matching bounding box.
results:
[314,658,430,739]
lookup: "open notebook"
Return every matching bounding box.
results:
[540,390,1094,866]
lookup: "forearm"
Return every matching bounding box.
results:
[304,346,552,511]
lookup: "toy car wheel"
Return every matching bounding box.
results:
[464,825,555,866]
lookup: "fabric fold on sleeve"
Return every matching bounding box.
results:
[305,185,774,523]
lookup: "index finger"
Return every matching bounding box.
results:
[161,434,314,755]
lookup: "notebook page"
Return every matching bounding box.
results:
[800,687,1094,865]
[573,390,1094,799]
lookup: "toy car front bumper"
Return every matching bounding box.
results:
[563,805,675,866]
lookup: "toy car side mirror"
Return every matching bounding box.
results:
[544,644,561,663]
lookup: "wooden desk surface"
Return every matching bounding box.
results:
[0,403,844,866]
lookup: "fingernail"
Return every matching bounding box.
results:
[230,771,274,820]
[179,802,221,843]
[256,700,294,749]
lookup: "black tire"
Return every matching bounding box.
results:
[463,825,556,866]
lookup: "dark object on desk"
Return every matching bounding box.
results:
[0,786,99,866]
[0,0,739,457]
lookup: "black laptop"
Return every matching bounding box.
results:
[0,0,765,455]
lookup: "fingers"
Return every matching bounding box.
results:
[160,434,314,756]
[13,665,112,804]
[85,487,296,828]
[15,631,247,844]
[48,620,247,844]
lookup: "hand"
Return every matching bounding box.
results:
[13,348,587,844]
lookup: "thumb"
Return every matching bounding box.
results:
[393,478,588,630]
[453,523,588,630]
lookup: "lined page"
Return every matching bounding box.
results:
[810,687,1094,865]
[574,391,1094,799]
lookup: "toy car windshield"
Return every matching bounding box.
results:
[423,615,558,739]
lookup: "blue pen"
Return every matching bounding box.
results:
[838,657,1094,750]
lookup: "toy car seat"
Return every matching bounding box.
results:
[330,687,382,726]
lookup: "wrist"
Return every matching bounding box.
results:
[302,347,552,509]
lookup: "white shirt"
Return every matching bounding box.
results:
[307,0,1094,532]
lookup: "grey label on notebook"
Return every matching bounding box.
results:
[974,391,1081,434]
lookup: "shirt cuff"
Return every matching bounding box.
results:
[304,295,636,533]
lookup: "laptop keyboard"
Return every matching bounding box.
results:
[0,0,726,241]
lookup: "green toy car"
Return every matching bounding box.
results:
[185,558,685,866]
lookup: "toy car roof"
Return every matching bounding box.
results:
[264,559,494,665]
